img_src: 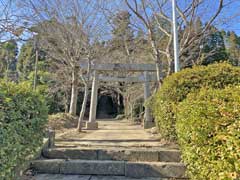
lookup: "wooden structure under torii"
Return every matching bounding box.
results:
[80,63,158,130]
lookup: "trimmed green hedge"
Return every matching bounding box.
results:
[151,63,240,141]
[0,80,48,179]
[176,87,240,180]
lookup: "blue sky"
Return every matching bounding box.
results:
[122,0,240,35]
[215,0,240,35]
[1,0,240,39]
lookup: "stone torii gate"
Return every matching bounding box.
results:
[80,63,158,130]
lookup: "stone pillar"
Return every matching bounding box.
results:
[87,70,98,130]
[143,71,154,129]
[48,129,55,148]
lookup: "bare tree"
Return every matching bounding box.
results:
[36,17,89,116]
[125,0,164,84]
[125,0,228,78]
[18,0,106,130]
[0,0,26,41]
[0,0,13,38]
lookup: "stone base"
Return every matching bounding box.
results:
[144,121,155,129]
[80,121,86,128]
[86,122,98,130]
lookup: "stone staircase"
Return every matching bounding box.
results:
[31,120,186,179]
[31,146,186,179]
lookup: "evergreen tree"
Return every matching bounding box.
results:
[17,39,47,80]
[194,17,203,33]
[111,11,134,57]
[226,31,240,66]
[17,40,35,79]
[134,28,152,64]
[0,40,18,78]
[200,27,228,65]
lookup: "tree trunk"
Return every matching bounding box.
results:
[69,68,78,116]
[155,55,162,89]
[64,92,69,113]
[64,104,69,113]
[166,54,172,76]
[167,62,171,76]
[33,47,38,90]
[130,103,133,121]
[149,37,162,87]
[155,62,161,83]
[124,94,130,118]
[77,83,89,131]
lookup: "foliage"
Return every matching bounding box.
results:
[36,84,65,115]
[151,63,240,141]
[176,87,240,180]
[0,40,18,77]
[200,28,228,65]
[111,10,134,50]
[0,80,48,179]
[21,70,64,114]
[36,77,66,114]
[225,31,240,66]
[48,113,77,131]
[19,42,65,114]
[17,40,35,79]
[108,10,137,64]
[18,39,48,80]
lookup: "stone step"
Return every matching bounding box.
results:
[54,143,166,149]
[31,159,186,178]
[125,161,186,178]
[31,174,171,180]
[42,148,181,162]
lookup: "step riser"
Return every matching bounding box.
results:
[43,149,181,162]
[60,161,124,176]
[31,160,186,178]
[125,162,186,178]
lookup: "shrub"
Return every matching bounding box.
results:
[176,87,240,180]
[0,80,48,179]
[48,113,77,131]
[27,71,65,114]
[151,63,240,141]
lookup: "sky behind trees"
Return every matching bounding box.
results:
[0,0,240,42]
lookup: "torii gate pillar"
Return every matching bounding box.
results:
[143,71,154,129]
[86,70,99,130]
